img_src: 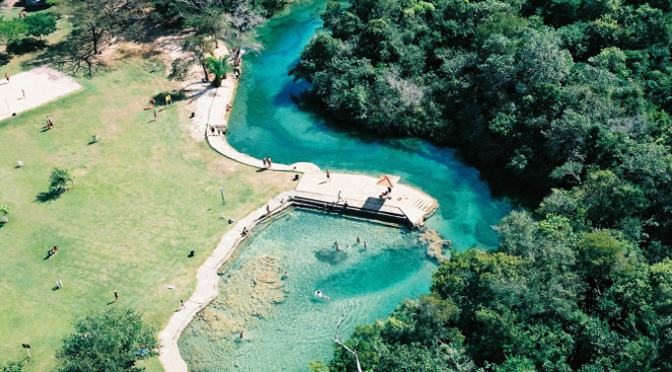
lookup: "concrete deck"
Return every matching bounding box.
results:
[296,172,436,226]
[0,66,82,121]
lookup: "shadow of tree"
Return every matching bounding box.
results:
[21,30,109,78]
[35,191,60,203]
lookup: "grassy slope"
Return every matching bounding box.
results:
[0,57,296,370]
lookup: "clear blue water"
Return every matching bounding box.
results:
[179,211,436,371]
[227,1,510,250]
[181,1,510,370]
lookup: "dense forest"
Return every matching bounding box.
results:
[294,0,672,370]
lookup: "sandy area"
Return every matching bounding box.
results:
[0,66,82,121]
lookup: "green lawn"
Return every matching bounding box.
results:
[0,57,296,371]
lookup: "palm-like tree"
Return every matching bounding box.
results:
[206,55,232,87]
[49,167,73,195]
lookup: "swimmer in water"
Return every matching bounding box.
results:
[364,242,368,249]
[239,331,244,340]
[282,271,290,278]
[357,236,361,243]
[315,290,329,299]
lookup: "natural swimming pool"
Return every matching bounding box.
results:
[179,210,435,371]
[180,0,510,370]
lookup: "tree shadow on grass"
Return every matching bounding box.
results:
[21,30,109,78]
[35,191,60,203]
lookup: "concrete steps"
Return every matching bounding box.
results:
[290,194,409,226]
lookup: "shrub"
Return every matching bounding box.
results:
[23,13,57,39]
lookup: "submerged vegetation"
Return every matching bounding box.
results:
[294,0,672,370]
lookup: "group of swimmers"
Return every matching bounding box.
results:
[333,236,367,252]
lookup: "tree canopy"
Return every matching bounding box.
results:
[56,308,157,372]
[297,0,672,370]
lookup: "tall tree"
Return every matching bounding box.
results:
[56,0,148,54]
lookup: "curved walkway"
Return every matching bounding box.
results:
[158,191,295,371]
[204,81,321,173]
[159,56,438,372]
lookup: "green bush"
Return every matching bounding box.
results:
[23,13,57,39]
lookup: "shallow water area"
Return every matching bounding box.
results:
[179,210,436,371]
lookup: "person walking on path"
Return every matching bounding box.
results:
[338,190,343,202]
[4,73,9,83]
[268,157,272,168]
[326,170,331,181]
[262,158,267,167]
[180,300,186,311]
[21,89,25,99]
[266,205,271,214]
[114,291,119,301]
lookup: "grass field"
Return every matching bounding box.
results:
[0,56,296,370]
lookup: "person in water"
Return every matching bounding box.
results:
[315,290,329,299]
[282,271,290,279]
[239,331,244,340]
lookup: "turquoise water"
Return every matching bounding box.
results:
[181,1,511,370]
[179,211,436,371]
[227,0,510,250]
